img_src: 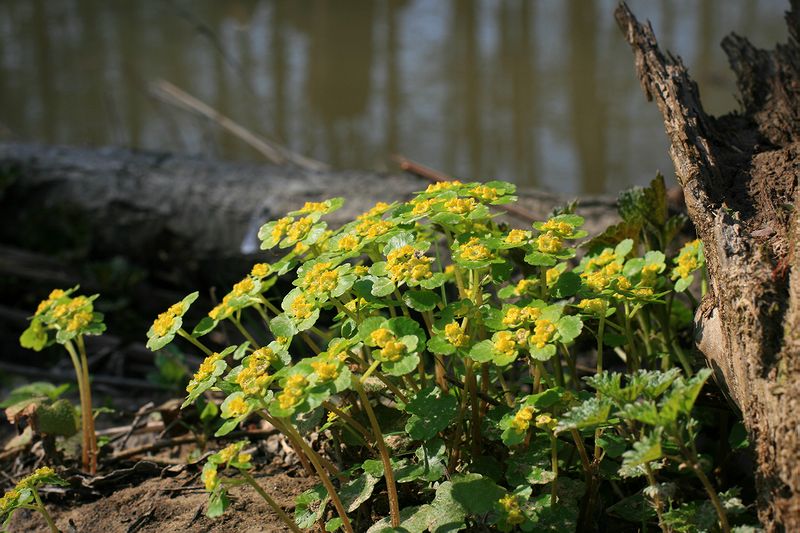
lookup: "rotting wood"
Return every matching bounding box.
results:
[616,2,800,529]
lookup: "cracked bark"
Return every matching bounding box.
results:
[616,2,800,530]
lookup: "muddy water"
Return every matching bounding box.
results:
[0,0,788,194]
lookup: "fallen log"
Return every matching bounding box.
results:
[0,142,618,288]
[616,2,800,530]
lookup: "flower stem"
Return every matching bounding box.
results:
[177,328,213,356]
[64,339,93,474]
[231,317,261,349]
[550,433,559,506]
[240,471,302,533]
[32,489,59,533]
[281,421,354,533]
[76,336,98,474]
[354,378,401,528]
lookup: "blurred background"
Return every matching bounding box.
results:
[0,0,789,194]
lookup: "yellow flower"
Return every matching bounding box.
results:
[371,328,395,348]
[226,395,249,418]
[66,311,92,332]
[412,199,436,216]
[615,276,631,291]
[541,219,575,235]
[271,217,292,243]
[535,413,557,431]
[218,443,240,464]
[237,366,268,396]
[633,287,654,298]
[202,467,218,491]
[353,265,369,277]
[355,219,393,239]
[232,277,255,297]
[510,406,534,433]
[582,270,610,292]
[290,294,314,320]
[516,278,536,294]
[459,237,491,262]
[299,201,327,214]
[536,232,562,254]
[188,352,224,391]
[251,263,270,278]
[494,331,517,358]
[35,289,67,316]
[286,217,314,242]
[502,307,523,328]
[444,197,477,215]
[674,244,701,279]
[586,249,615,270]
[311,360,340,381]
[338,234,360,251]
[380,341,406,362]
[209,299,233,321]
[514,328,530,348]
[444,321,469,347]
[505,229,528,244]
[358,202,391,220]
[639,263,660,286]
[250,347,277,368]
[286,374,308,390]
[424,180,462,193]
[152,311,176,337]
[470,184,499,201]
[386,245,432,283]
[578,298,607,315]
[546,268,560,285]
[531,319,556,349]
[498,494,525,525]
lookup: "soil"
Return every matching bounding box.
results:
[8,467,315,533]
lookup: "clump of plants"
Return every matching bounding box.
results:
[0,466,67,533]
[148,177,754,532]
[19,288,106,474]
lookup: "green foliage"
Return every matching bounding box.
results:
[133,177,756,532]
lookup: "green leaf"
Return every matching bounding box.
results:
[620,428,663,477]
[402,290,440,312]
[557,315,583,343]
[529,344,556,361]
[20,319,48,351]
[556,397,611,432]
[340,472,380,512]
[405,387,458,440]
[524,251,557,267]
[382,353,420,377]
[371,277,396,297]
[206,488,229,518]
[427,334,456,355]
[325,518,344,532]
[468,340,495,363]
[506,448,555,486]
[295,485,329,529]
[269,314,297,338]
[658,368,711,423]
[614,239,634,259]
[606,491,657,523]
[674,276,693,292]
[449,473,505,515]
[192,316,217,337]
[551,271,581,298]
[597,432,627,458]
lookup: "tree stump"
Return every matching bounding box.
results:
[616,2,800,530]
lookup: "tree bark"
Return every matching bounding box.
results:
[616,2,800,530]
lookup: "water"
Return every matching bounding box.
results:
[0,0,789,194]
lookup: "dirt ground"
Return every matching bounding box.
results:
[7,467,315,533]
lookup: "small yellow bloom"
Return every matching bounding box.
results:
[226,396,249,418]
[188,352,224,391]
[152,312,176,337]
[353,265,369,277]
[444,197,477,215]
[251,263,270,278]
[299,201,327,214]
[510,406,535,433]
[578,298,607,315]
[531,319,556,349]
[338,234,360,251]
[470,184,499,201]
[424,180,462,193]
[546,268,560,285]
[536,232,562,254]
[386,245,432,283]
[202,467,218,491]
[444,321,469,347]
[271,217,292,243]
[459,237,491,262]
[541,219,575,235]
[311,360,340,381]
[371,328,395,348]
[290,294,314,320]
[535,413,557,431]
[380,341,406,362]
[494,331,517,358]
[498,493,525,525]
[232,277,255,297]
[516,278,536,294]
[505,229,528,245]
[412,199,436,216]
[66,311,92,332]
